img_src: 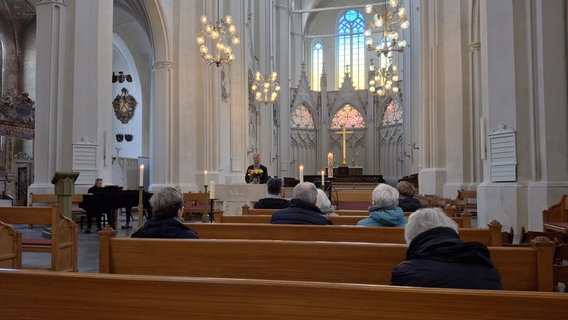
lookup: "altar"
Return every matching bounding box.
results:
[213,184,268,216]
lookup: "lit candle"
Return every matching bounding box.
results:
[327,153,334,178]
[321,170,325,187]
[299,165,304,183]
[204,170,208,185]
[209,181,215,199]
[139,164,144,187]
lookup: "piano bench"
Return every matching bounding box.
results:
[76,213,108,230]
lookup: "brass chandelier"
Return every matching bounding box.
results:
[364,0,409,56]
[196,13,240,67]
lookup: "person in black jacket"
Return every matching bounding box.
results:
[254,178,290,209]
[245,153,269,184]
[270,182,332,225]
[132,187,199,239]
[391,208,501,290]
[396,181,423,212]
[85,178,104,233]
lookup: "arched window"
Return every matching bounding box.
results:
[382,99,403,125]
[311,41,323,91]
[337,10,365,90]
[331,104,365,129]
[291,104,315,129]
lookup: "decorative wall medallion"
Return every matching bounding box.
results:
[112,88,137,124]
[116,133,124,142]
[124,134,133,142]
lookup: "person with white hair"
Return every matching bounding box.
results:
[390,208,502,289]
[315,189,337,216]
[270,182,332,225]
[357,183,407,227]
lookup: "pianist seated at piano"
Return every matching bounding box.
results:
[132,187,199,239]
[85,178,104,233]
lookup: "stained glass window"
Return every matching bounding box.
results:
[337,10,365,90]
[291,104,315,129]
[382,99,403,125]
[331,104,365,129]
[311,41,323,91]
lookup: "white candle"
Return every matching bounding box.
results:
[204,170,208,185]
[139,164,144,187]
[299,165,304,183]
[327,153,334,178]
[209,181,215,199]
[321,170,325,187]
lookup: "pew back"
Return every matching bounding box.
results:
[2,269,567,320]
[99,234,553,291]
[0,221,21,268]
[215,212,472,228]
[187,223,502,246]
[0,206,77,271]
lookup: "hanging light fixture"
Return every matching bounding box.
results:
[364,0,409,56]
[196,2,240,67]
[368,59,401,97]
[251,71,281,103]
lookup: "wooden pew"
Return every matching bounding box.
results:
[186,222,503,246]
[0,206,77,271]
[1,269,567,320]
[99,231,553,291]
[216,212,473,228]
[0,220,22,269]
[29,193,88,229]
[543,194,568,234]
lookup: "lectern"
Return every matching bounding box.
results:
[51,172,79,219]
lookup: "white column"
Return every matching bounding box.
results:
[276,0,291,178]
[30,0,68,194]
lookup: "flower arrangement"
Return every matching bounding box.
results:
[248,168,264,179]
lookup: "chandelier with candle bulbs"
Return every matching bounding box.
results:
[196,14,240,67]
[251,71,281,103]
[364,0,409,56]
[368,59,401,97]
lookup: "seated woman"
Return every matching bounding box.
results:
[315,189,337,216]
[396,181,423,212]
[132,187,199,239]
[357,184,406,227]
[254,178,290,209]
[391,208,502,290]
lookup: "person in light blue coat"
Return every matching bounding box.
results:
[357,183,407,227]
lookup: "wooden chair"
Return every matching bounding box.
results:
[182,192,209,221]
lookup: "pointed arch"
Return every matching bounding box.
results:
[331,104,365,129]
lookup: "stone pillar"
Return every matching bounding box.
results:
[52,172,79,218]
[30,0,68,195]
[276,0,291,178]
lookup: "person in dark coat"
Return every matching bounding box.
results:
[132,187,199,239]
[254,178,290,209]
[245,153,269,184]
[396,181,423,212]
[85,178,104,233]
[270,182,332,225]
[391,208,502,290]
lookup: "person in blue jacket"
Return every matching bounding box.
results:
[391,208,502,290]
[270,182,332,225]
[132,187,199,239]
[357,183,407,227]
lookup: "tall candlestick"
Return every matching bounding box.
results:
[299,165,304,183]
[204,170,208,185]
[209,181,215,199]
[321,170,325,187]
[139,164,144,187]
[327,153,334,178]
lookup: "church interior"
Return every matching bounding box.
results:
[0,1,567,234]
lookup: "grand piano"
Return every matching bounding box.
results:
[79,186,153,229]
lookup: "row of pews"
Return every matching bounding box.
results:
[1,194,568,318]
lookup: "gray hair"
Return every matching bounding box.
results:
[293,182,318,204]
[149,187,184,220]
[315,189,332,212]
[404,208,459,244]
[371,183,399,208]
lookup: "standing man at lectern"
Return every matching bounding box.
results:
[245,153,269,184]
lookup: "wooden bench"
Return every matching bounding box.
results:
[0,220,21,269]
[99,231,554,291]
[221,211,473,228]
[335,189,373,210]
[186,222,503,246]
[29,193,92,229]
[0,206,77,271]
[543,194,568,234]
[1,269,566,320]
[182,192,209,220]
